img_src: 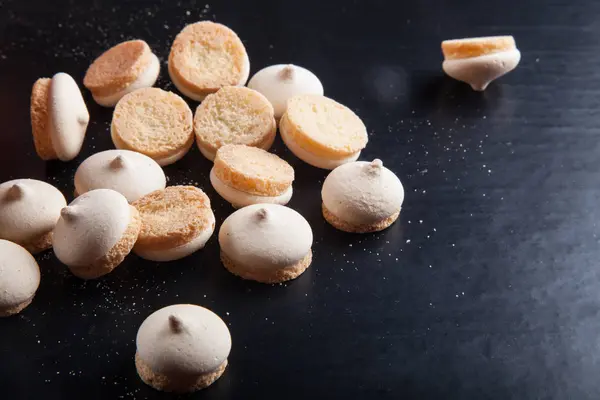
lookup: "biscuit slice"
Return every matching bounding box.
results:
[84,40,160,107]
[168,21,250,101]
[136,304,231,393]
[210,144,294,208]
[219,204,313,284]
[193,86,276,161]
[132,186,215,262]
[0,240,41,317]
[53,189,141,279]
[321,159,404,233]
[111,88,194,166]
[441,36,521,91]
[30,73,89,161]
[279,94,368,170]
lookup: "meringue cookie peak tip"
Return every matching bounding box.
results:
[370,159,383,169]
[60,206,79,221]
[278,65,296,81]
[109,154,129,169]
[255,207,269,220]
[168,314,184,333]
[6,183,28,200]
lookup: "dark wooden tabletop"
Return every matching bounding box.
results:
[1,0,599,398]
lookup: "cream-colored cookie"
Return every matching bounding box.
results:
[84,40,161,107]
[136,304,231,393]
[219,204,313,283]
[168,21,250,101]
[279,94,368,170]
[30,73,89,161]
[111,88,194,166]
[441,36,520,91]
[210,144,294,208]
[74,149,166,202]
[0,179,66,253]
[0,240,40,317]
[321,159,404,233]
[247,64,324,118]
[132,186,215,262]
[53,189,141,279]
[193,86,276,161]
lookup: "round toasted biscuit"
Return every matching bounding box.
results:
[30,78,55,160]
[132,186,215,262]
[213,145,294,196]
[441,36,516,60]
[279,94,368,169]
[168,21,250,101]
[111,88,193,166]
[84,40,160,106]
[193,86,276,161]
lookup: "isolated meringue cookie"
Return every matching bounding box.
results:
[441,36,520,91]
[247,64,324,118]
[219,204,313,283]
[321,159,404,233]
[30,72,90,161]
[135,304,232,393]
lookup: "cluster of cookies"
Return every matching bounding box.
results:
[1,21,520,393]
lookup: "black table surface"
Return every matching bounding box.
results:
[1,0,599,398]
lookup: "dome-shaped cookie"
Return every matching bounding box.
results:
[441,36,521,91]
[0,240,41,317]
[247,64,324,118]
[321,159,404,233]
[30,72,89,161]
[53,189,141,279]
[135,304,231,392]
[0,179,66,253]
[219,204,313,283]
[74,149,166,202]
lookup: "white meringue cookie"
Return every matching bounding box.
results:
[48,72,90,161]
[247,64,323,118]
[136,304,231,375]
[0,239,40,316]
[219,204,312,270]
[0,179,66,250]
[74,149,166,202]
[322,159,404,227]
[53,189,131,267]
